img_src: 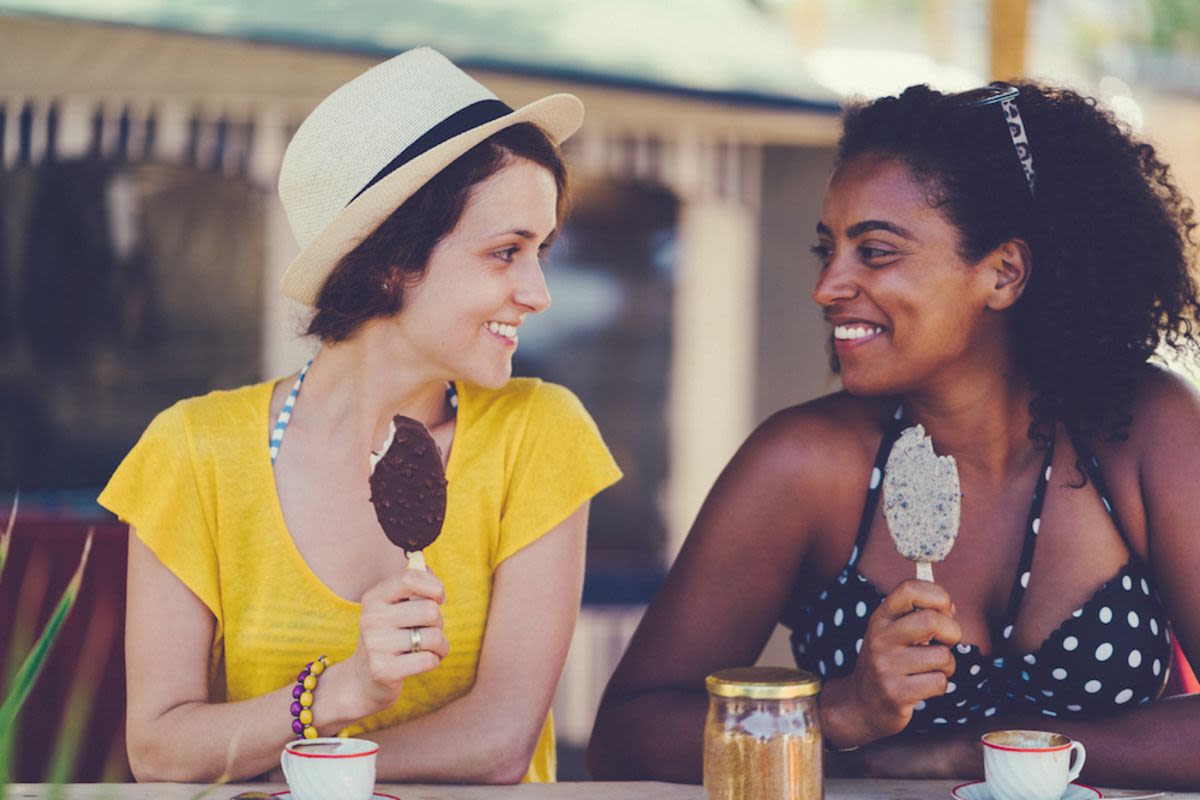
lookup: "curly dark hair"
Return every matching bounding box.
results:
[836,81,1199,445]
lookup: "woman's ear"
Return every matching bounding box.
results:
[984,239,1032,311]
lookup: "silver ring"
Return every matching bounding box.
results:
[410,627,423,653]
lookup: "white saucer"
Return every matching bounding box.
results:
[951,781,1101,800]
[271,793,400,800]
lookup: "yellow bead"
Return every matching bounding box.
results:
[303,674,317,691]
[300,691,313,708]
[299,709,313,726]
[311,660,326,676]
[303,726,318,739]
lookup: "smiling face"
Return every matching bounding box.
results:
[813,153,1007,397]
[393,156,558,388]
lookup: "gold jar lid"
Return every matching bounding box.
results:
[706,667,821,699]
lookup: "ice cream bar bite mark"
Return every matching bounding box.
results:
[883,424,961,582]
[369,415,447,571]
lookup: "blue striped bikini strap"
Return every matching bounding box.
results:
[848,404,909,568]
[269,365,459,468]
[269,359,312,466]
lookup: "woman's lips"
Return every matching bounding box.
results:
[832,323,886,349]
[483,321,518,348]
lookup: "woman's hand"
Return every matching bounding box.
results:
[364,503,591,782]
[341,568,449,718]
[822,579,961,748]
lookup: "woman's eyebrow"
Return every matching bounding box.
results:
[488,228,540,240]
[845,219,916,240]
[815,220,915,240]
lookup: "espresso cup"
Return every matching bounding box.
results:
[280,737,378,800]
[981,730,1086,800]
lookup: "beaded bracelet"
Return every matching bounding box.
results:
[290,655,329,739]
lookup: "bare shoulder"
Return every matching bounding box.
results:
[1126,363,1200,450]
[711,392,893,580]
[739,391,893,491]
[686,390,895,564]
[1084,365,1200,476]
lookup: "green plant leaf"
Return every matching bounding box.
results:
[46,595,118,785]
[0,492,17,582]
[0,544,52,787]
[0,528,94,737]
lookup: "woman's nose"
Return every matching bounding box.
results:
[514,258,552,313]
[812,255,858,307]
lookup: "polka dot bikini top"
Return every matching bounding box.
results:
[785,412,1172,732]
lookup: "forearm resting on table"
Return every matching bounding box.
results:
[997,694,1200,789]
[136,671,549,784]
[128,662,373,782]
[129,694,301,781]
[364,680,550,784]
[589,689,708,783]
[838,694,1200,789]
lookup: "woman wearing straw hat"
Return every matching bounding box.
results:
[100,48,620,783]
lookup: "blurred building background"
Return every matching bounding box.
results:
[1,0,1198,782]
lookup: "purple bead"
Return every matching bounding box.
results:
[293,684,304,699]
[298,669,310,682]
[290,701,302,716]
[306,661,313,670]
[292,719,304,735]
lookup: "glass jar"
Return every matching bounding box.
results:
[703,666,822,800]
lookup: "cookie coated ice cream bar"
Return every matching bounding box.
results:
[369,415,447,571]
[883,424,961,582]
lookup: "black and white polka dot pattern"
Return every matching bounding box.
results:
[785,414,1171,732]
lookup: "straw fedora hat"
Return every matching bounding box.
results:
[278,47,584,306]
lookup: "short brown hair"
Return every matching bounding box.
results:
[306,122,568,342]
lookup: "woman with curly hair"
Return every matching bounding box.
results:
[590,81,1200,787]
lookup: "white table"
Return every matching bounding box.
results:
[6,781,1199,799]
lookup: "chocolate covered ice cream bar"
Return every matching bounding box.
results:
[369,415,447,559]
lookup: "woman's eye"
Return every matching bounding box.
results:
[809,243,832,263]
[495,246,519,263]
[860,245,899,264]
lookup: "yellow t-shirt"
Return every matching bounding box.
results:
[99,377,621,782]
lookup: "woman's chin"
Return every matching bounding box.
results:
[839,373,899,398]
[466,362,514,390]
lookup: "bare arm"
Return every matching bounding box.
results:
[588,413,820,782]
[125,532,446,782]
[840,694,1200,789]
[589,406,966,782]
[128,502,586,784]
[363,502,589,783]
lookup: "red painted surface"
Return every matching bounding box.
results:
[0,518,132,782]
[1167,637,1200,696]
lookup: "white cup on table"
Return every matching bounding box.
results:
[280,737,378,800]
[981,729,1086,800]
